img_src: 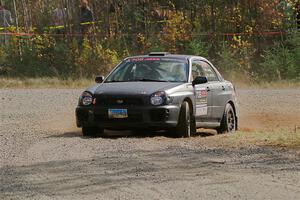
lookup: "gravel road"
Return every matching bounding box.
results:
[0,88,300,200]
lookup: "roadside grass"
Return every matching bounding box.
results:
[232,80,300,89]
[0,77,93,89]
[226,129,300,149]
[0,77,299,89]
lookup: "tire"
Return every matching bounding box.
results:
[217,103,237,134]
[82,127,104,137]
[176,101,196,138]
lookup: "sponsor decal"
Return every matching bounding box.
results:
[196,89,207,105]
[196,88,208,116]
[130,58,144,62]
[128,57,161,62]
[196,106,208,116]
[144,58,161,61]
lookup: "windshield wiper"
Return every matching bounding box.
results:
[133,78,168,82]
[105,80,125,83]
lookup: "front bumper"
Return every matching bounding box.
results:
[76,105,180,130]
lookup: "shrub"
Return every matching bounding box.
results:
[216,40,254,82]
[0,47,9,75]
[186,37,210,58]
[74,39,119,78]
[259,34,300,81]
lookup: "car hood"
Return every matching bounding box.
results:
[87,82,184,96]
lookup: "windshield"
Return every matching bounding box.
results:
[105,58,189,83]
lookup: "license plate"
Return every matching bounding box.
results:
[108,109,128,119]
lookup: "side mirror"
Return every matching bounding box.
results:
[192,76,208,86]
[95,76,104,83]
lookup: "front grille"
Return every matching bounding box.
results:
[95,95,144,106]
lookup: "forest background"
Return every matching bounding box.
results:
[0,0,299,84]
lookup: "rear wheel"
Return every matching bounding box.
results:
[82,127,104,137]
[217,104,236,134]
[176,101,196,138]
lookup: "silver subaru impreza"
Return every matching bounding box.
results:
[76,52,238,137]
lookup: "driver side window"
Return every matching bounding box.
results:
[192,60,219,82]
[192,61,205,80]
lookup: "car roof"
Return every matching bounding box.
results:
[125,53,207,61]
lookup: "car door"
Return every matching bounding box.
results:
[191,60,213,121]
[200,61,226,121]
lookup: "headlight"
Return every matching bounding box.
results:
[150,91,166,106]
[79,92,93,106]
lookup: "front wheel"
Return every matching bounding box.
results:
[217,104,237,134]
[176,101,196,138]
[82,127,104,137]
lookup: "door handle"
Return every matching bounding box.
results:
[222,86,226,91]
[206,87,211,92]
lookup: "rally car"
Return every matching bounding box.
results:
[76,52,238,137]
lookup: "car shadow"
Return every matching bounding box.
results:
[197,131,215,137]
[50,129,216,139]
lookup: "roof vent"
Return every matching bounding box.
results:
[148,52,170,56]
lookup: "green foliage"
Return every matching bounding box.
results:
[260,34,300,81]
[217,43,240,74]
[158,10,192,52]
[74,39,119,78]
[0,47,8,75]
[216,43,243,81]
[216,39,255,82]
[1,36,118,79]
[186,37,210,58]
[0,0,299,81]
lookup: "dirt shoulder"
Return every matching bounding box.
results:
[238,89,300,131]
[0,89,300,200]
